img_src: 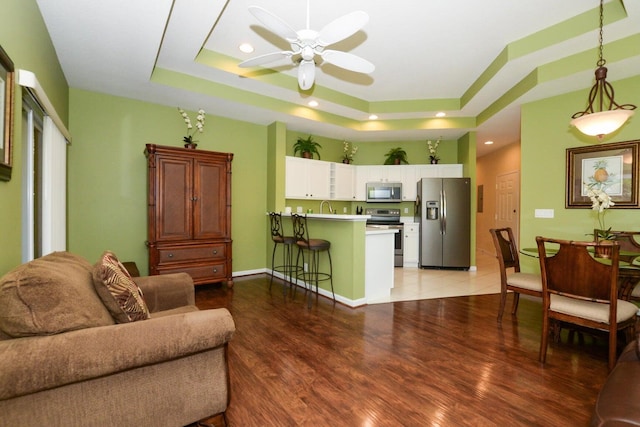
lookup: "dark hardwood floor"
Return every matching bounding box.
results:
[195,275,615,426]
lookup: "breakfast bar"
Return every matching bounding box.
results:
[276,213,396,306]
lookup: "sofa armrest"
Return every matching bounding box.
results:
[0,308,235,400]
[133,272,195,312]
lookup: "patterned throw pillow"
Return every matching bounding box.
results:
[92,251,150,323]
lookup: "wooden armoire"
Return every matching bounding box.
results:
[145,144,233,287]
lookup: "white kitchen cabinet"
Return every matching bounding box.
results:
[285,156,331,200]
[403,222,420,267]
[400,166,417,201]
[331,162,355,200]
[353,166,368,201]
[286,158,463,202]
[436,164,463,177]
[414,164,439,179]
[364,165,403,183]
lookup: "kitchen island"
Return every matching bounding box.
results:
[275,213,396,306]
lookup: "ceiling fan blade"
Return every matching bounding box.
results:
[298,60,316,90]
[239,51,293,68]
[321,50,375,74]
[248,6,298,41]
[317,11,369,46]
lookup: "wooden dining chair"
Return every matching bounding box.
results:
[489,228,542,321]
[536,236,638,371]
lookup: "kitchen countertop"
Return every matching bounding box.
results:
[278,213,370,221]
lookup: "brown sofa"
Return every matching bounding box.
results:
[0,251,235,427]
[591,339,640,426]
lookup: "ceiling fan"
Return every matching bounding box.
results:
[238,1,375,90]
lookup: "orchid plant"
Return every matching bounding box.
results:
[586,186,616,240]
[427,139,440,163]
[178,108,205,144]
[342,140,358,163]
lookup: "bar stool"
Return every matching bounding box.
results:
[291,213,335,307]
[269,212,297,296]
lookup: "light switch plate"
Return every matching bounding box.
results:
[534,209,554,218]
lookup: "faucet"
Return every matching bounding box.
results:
[320,200,333,214]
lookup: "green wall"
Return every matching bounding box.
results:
[0,0,69,274]
[68,89,268,274]
[286,131,458,165]
[520,74,640,273]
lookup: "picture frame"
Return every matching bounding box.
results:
[0,44,15,182]
[566,140,640,208]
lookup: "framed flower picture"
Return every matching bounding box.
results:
[0,44,15,182]
[566,140,640,208]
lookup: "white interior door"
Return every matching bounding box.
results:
[495,171,520,246]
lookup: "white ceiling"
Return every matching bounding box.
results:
[36,0,640,157]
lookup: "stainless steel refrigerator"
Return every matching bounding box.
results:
[415,177,470,269]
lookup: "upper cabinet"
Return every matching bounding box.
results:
[285,156,331,200]
[331,162,355,200]
[285,157,463,202]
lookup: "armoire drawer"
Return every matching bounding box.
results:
[157,262,227,282]
[157,244,225,263]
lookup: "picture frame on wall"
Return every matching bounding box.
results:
[566,140,640,208]
[0,44,15,182]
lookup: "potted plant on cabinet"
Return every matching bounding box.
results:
[384,147,409,165]
[294,135,322,159]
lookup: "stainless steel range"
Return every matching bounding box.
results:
[366,208,403,267]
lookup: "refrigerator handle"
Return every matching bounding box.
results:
[441,189,446,234]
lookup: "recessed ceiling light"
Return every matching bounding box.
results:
[436,112,446,117]
[484,140,494,145]
[369,114,378,120]
[239,43,254,53]
[308,100,319,107]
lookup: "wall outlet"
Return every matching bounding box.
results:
[303,263,308,272]
[296,206,303,213]
[343,207,347,213]
[404,207,409,214]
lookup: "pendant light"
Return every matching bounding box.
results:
[570,0,636,138]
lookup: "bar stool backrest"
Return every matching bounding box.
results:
[291,213,309,244]
[269,212,284,239]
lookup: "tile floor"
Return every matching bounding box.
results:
[368,250,501,304]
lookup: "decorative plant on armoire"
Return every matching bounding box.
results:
[178,107,206,148]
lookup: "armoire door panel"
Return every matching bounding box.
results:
[194,160,226,239]
[157,157,193,241]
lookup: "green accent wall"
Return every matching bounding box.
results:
[286,130,459,166]
[0,0,69,274]
[458,132,477,266]
[68,89,268,274]
[519,74,640,274]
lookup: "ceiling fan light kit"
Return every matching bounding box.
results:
[239,2,375,90]
[570,0,636,138]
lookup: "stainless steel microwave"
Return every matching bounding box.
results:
[366,182,402,203]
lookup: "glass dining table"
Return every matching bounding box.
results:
[520,246,640,301]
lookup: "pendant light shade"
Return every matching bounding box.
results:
[571,109,635,137]
[570,0,636,138]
